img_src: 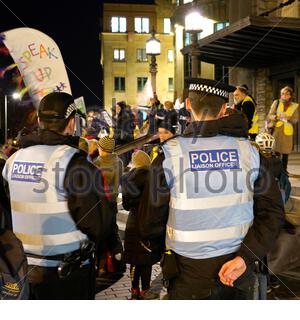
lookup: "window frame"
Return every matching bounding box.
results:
[168,77,174,92]
[111,16,127,33]
[137,77,148,92]
[167,49,174,63]
[136,48,148,62]
[113,48,126,62]
[134,17,150,33]
[164,18,171,34]
[114,77,126,92]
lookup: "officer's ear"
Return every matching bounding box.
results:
[63,117,76,135]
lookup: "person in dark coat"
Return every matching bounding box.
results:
[115,101,134,167]
[178,104,191,134]
[138,79,284,300]
[121,150,163,300]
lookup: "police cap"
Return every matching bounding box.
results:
[186,78,235,101]
[38,92,77,121]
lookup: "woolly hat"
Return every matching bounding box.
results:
[132,150,151,169]
[98,136,115,153]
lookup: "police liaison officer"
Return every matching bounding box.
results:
[2,92,114,299]
[139,79,284,299]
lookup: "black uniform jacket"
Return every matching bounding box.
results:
[4,129,115,247]
[138,113,285,268]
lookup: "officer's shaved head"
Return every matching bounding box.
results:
[188,91,225,119]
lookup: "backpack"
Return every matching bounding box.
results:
[0,229,29,299]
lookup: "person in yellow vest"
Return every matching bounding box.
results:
[233,86,258,140]
[267,86,299,171]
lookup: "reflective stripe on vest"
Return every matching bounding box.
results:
[162,135,260,259]
[4,145,88,266]
[275,101,299,136]
[243,96,259,134]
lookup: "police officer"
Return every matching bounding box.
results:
[233,85,258,140]
[139,78,284,300]
[2,92,114,299]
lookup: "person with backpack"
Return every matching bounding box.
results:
[255,132,294,294]
[2,92,114,299]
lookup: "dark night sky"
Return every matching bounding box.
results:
[0,0,104,106]
[0,0,157,106]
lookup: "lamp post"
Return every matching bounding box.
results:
[4,92,20,143]
[185,12,203,78]
[146,29,161,94]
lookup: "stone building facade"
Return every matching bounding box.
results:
[172,0,300,150]
[100,1,175,108]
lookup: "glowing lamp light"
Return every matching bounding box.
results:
[146,33,161,56]
[185,12,204,32]
[12,92,21,100]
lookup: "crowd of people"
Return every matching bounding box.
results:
[0,78,298,300]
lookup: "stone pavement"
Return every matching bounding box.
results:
[102,153,300,300]
[95,263,167,300]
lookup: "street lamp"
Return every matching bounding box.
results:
[4,92,21,143]
[146,29,161,94]
[185,12,203,78]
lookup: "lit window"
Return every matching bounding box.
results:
[135,17,150,33]
[168,78,174,91]
[184,31,201,45]
[137,48,148,62]
[184,32,192,46]
[114,77,125,91]
[111,17,127,32]
[214,22,230,32]
[168,49,173,62]
[113,49,125,61]
[164,18,171,34]
[183,0,193,3]
[137,77,148,92]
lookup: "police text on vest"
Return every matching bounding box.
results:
[189,149,240,171]
[11,161,45,183]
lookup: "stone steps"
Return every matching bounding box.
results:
[286,153,300,225]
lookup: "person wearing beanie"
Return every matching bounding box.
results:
[94,136,123,200]
[2,92,115,299]
[158,120,176,143]
[131,149,151,169]
[94,136,125,276]
[121,150,162,300]
[150,119,177,163]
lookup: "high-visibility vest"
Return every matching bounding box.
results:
[2,145,88,267]
[243,96,259,134]
[161,135,260,259]
[275,100,299,136]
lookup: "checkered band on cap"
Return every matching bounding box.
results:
[65,103,77,119]
[189,83,229,99]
